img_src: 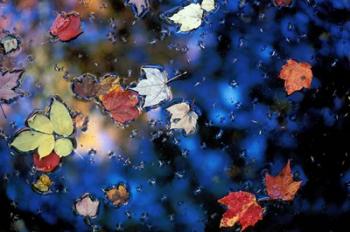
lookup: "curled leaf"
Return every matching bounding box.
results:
[105,183,130,207]
[33,152,61,173]
[50,11,83,42]
[218,191,263,231]
[279,59,313,95]
[167,102,198,135]
[32,174,52,193]
[265,160,302,201]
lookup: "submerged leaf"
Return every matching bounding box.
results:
[125,0,150,18]
[105,183,130,207]
[0,70,25,103]
[273,0,293,7]
[279,59,313,95]
[265,160,302,201]
[75,193,100,218]
[168,3,204,32]
[131,66,172,108]
[167,102,198,135]
[218,191,263,231]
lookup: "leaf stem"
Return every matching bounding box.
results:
[167,71,188,84]
[0,103,7,120]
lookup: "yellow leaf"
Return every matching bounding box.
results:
[11,130,48,152]
[27,114,53,134]
[32,174,52,193]
[50,98,74,137]
[37,134,55,158]
[54,138,73,157]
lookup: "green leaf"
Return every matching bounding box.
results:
[50,98,74,137]
[54,138,73,157]
[37,134,55,158]
[27,114,53,134]
[11,130,54,155]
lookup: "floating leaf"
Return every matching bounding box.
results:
[100,86,141,124]
[265,160,302,201]
[218,191,263,231]
[54,138,74,157]
[131,66,172,108]
[105,183,130,207]
[0,70,25,103]
[27,114,53,134]
[73,113,89,131]
[50,98,74,137]
[71,73,99,100]
[33,152,61,173]
[32,174,52,193]
[279,59,313,95]
[0,34,20,54]
[125,0,150,18]
[167,0,216,32]
[50,11,83,42]
[166,102,198,135]
[74,193,100,218]
[11,97,76,159]
[273,0,293,7]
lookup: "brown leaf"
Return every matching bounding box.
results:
[265,160,302,201]
[105,183,130,207]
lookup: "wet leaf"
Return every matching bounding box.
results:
[74,193,100,218]
[50,97,74,137]
[218,191,263,231]
[131,66,172,108]
[32,174,52,193]
[273,0,293,7]
[0,34,20,54]
[54,138,74,157]
[100,85,141,124]
[265,160,302,201]
[50,11,83,42]
[105,183,130,207]
[279,59,313,95]
[125,0,150,18]
[0,70,25,103]
[71,73,99,100]
[167,0,216,32]
[166,102,198,135]
[33,152,61,173]
[27,114,53,134]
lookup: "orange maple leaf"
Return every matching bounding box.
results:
[279,59,313,95]
[218,191,263,231]
[265,160,302,201]
[100,86,141,124]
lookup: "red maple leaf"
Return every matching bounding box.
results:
[279,59,313,95]
[273,0,293,7]
[33,152,61,173]
[218,191,263,231]
[265,160,302,201]
[100,86,141,124]
[50,11,83,42]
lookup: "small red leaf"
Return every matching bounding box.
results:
[33,152,60,173]
[265,160,302,201]
[279,59,313,95]
[100,86,141,124]
[273,0,293,7]
[50,11,83,42]
[218,191,263,231]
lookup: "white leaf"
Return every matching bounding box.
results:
[75,193,100,218]
[168,3,204,32]
[201,0,216,12]
[167,102,198,135]
[131,67,172,108]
